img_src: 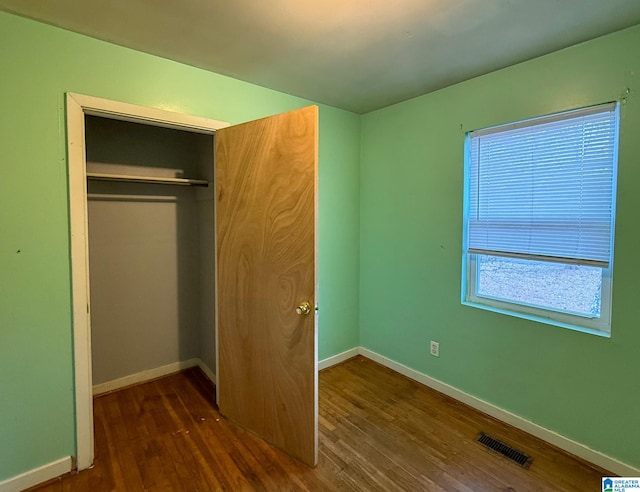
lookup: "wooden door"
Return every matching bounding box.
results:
[215,106,318,466]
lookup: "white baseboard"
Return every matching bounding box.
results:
[318,347,360,370]
[93,358,216,395]
[0,456,73,492]
[196,359,217,384]
[358,347,639,477]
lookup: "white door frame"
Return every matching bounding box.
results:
[66,93,228,470]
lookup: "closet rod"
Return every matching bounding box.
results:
[86,172,209,187]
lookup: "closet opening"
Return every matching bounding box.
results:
[85,115,217,395]
[67,93,228,470]
[68,94,318,469]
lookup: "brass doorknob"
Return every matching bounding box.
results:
[296,302,311,315]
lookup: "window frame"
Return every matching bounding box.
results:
[461,103,619,337]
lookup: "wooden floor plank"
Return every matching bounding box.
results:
[30,356,609,491]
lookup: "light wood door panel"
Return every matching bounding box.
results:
[215,106,318,466]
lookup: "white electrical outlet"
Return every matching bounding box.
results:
[430,340,440,357]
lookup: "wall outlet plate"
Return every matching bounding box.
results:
[430,340,440,357]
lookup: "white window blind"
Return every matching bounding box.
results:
[467,103,618,268]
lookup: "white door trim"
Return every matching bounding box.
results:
[66,93,228,470]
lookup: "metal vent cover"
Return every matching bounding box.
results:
[476,432,532,468]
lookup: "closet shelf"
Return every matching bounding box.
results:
[86,172,209,187]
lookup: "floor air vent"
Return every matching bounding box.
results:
[476,432,532,468]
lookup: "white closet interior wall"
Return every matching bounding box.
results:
[85,116,215,387]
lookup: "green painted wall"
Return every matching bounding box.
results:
[360,25,640,468]
[0,12,360,481]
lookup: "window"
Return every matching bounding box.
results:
[462,103,619,336]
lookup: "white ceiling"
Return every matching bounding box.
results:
[2,0,640,113]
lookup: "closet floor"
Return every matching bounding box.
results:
[30,357,608,491]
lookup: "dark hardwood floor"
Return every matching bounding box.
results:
[31,356,609,491]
